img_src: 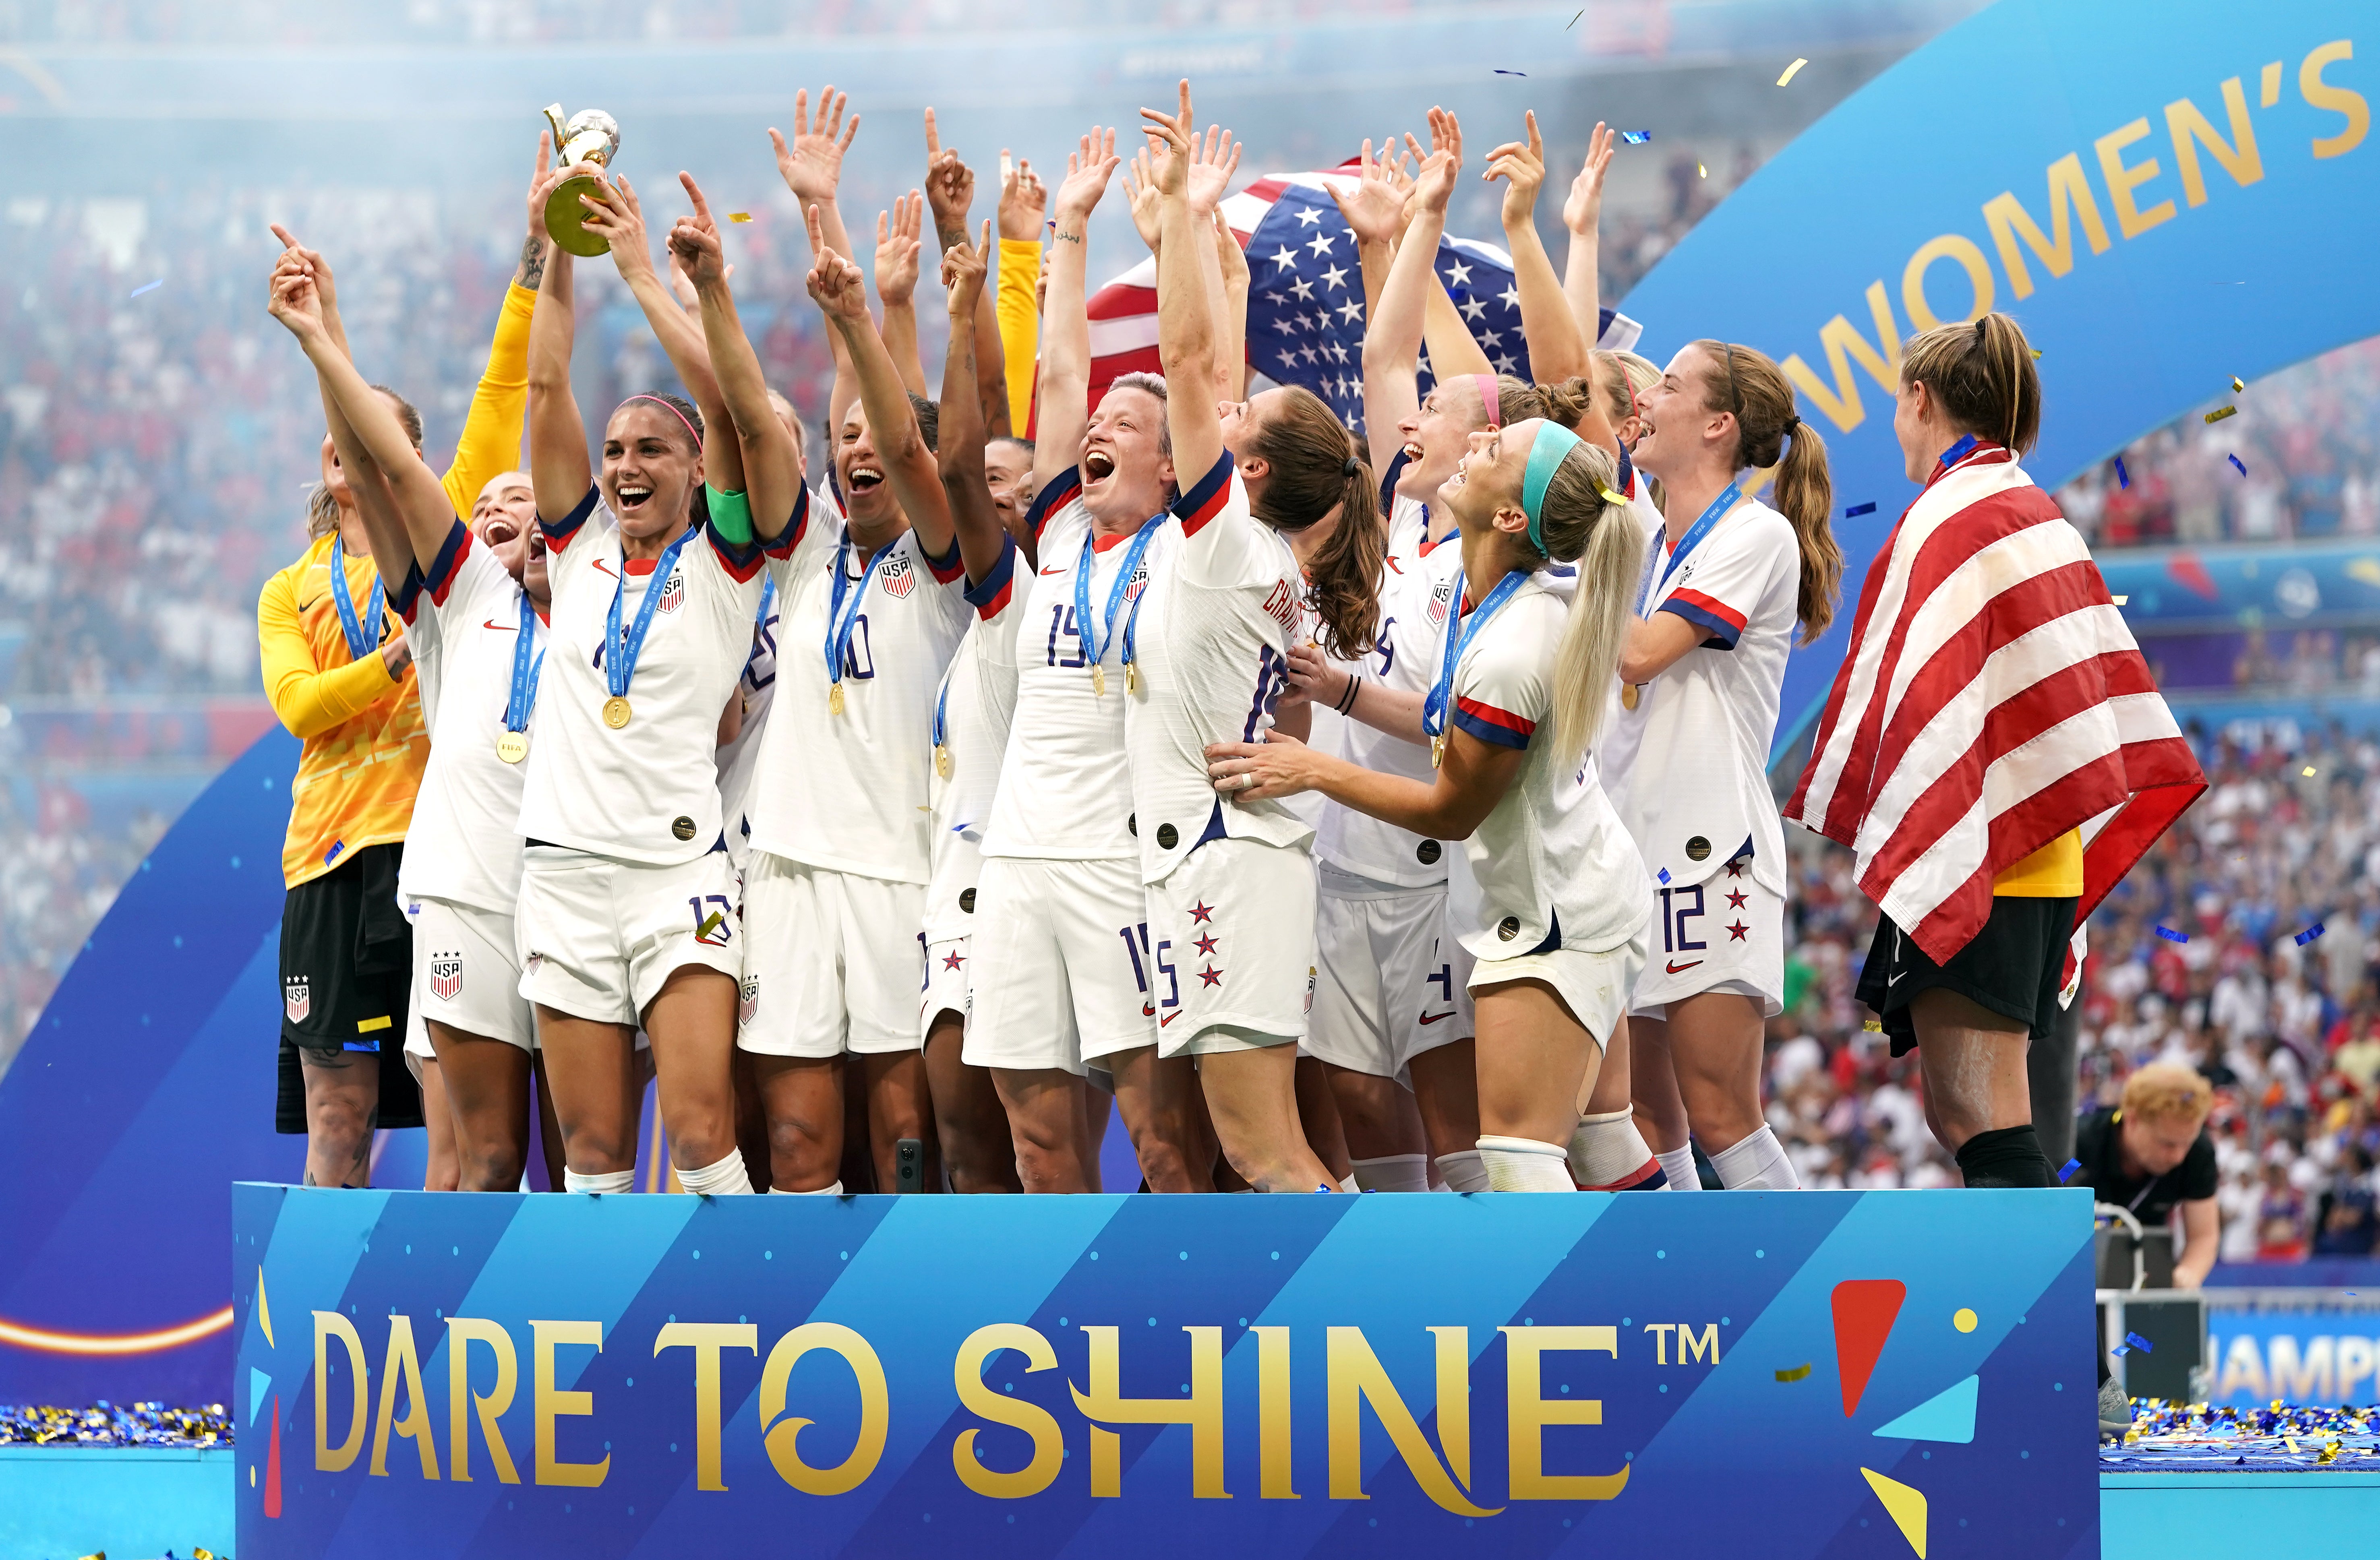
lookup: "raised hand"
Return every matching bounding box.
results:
[522,127,554,241]
[1403,106,1463,218]
[1482,110,1549,231]
[1328,136,1415,246]
[942,217,992,318]
[575,169,652,279]
[1138,79,1196,201]
[1184,122,1242,215]
[268,222,337,315]
[1212,208,1249,293]
[1562,121,1616,237]
[998,150,1046,241]
[803,205,869,321]
[265,253,325,339]
[873,191,923,307]
[1122,147,1164,252]
[922,109,978,246]
[769,85,859,204]
[1054,126,1120,224]
[667,171,728,291]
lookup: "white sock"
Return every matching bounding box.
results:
[1351,1153,1431,1192]
[1338,1174,1361,1194]
[1476,1135,1577,1191]
[675,1150,755,1196]
[564,1169,633,1195]
[1567,1108,1663,1189]
[1435,1149,1493,1193]
[766,1180,845,1195]
[1655,1145,1702,1191]
[1707,1126,1801,1190]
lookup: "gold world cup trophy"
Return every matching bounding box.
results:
[540,104,622,257]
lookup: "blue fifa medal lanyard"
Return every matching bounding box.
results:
[601,524,695,730]
[824,533,888,716]
[1624,477,1739,713]
[1074,512,1166,696]
[327,531,385,663]
[496,589,544,764]
[1422,568,1529,769]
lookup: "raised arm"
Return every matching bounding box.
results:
[1560,123,1616,352]
[1484,110,1589,383]
[807,204,953,558]
[675,174,804,539]
[925,118,1015,438]
[937,219,1009,585]
[1205,728,1524,841]
[264,233,408,585]
[1331,139,1411,453]
[1362,112,1461,473]
[1143,81,1225,486]
[437,132,558,519]
[771,85,863,437]
[873,192,930,398]
[525,227,591,523]
[994,151,1046,432]
[1037,125,1120,490]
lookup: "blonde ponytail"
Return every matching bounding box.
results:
[1525,439,1645,766]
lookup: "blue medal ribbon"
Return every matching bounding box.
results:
[1422,568,1529,752]
[504,590,544,734]
[1636,479,1741,618]
[1074,513,1166,684]
[605,525,696,700]
[756,571,776,632]
[327,532,385,663]
[824,535,888,690]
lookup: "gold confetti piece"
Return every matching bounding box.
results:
[1698,163,1707,178]
[2111,595,2129,605]
[2204,405,2237,424]
[2285,1436,2301,1453]
[2230,375,2245,393]
[1777,58,1808,87]
[2303,765,2318,777]
[728,212,753,223]
[2031,348,2043,359]
[1776,1362,1813,1381]
[1862,1018,1883,1032]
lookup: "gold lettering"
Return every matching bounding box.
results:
[445,1318,521,1484]
[1682,1323,1721,1365]
[1779,282,1901,433]
[757,1322,890,1496]
[531,1319,609,1488]
[1500,1326,1629,1501]
[1251,1325,1297,1499]
[1902,233,1995,333]
[313,1310,368,1472]
[1642,1322,1673,1365]
[1981,153,2112,300]
[1070,1324,1227,1498]
[368,1314,439,1479]
[654,1321,758,1492]
[952,1324,1066,1499]
[2301,40,2370,159]
[2166,79,2264,206]
[2094,118,2177,239]
[1325,1327,1501,1517]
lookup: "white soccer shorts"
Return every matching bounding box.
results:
[411,896,534,1052]
[963,855,1156,1073]
[1305,870,1455,1077]
[921,934,972,1043]
[1471,919,1649,1053]
[738,852,927,1058]
[1146,837,1317,1061]
[516,844,743,1027]
[1627,863,1784,1018]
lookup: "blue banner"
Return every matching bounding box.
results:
[1616,0,2380,757]
[233,1185,2096,1558]
[2207,1301,2380,1407]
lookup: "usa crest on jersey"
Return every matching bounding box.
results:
[738,974,760,1026]
[879,553,917,600]
[284,977,310,1023]
[657,569,686,614]
[1123,563,1149,602]
[429,950,463,1002]
[1426,572,1457,628]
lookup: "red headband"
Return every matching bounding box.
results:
[1471,373,1500,430]
[625,393,702,450]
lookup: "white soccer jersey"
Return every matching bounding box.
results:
[745,506,971,885]
[981,467,1147,862]
[1597,488,1795,897]
[517,485,776,866]
[395,519,546,915]
[713,572,780,872]
[1124,454,1312,884]
[1441,574,1649,962]
[1277,595,1352,837]
[924,535,1025,942]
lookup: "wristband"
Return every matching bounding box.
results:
[704,483,754,544]
[1335,673,1361,715]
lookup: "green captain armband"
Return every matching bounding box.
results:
[704,482,755,544]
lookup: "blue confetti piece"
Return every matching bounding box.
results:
[2229,453,2248,475]
[1844,501,1876,518]
[2058,1158,2081,1183]
[1619,130,1654,145]
[128,278,163,298]
[2111,1344,2130,1358]
[1495,69,1528,76]
[2296,923,2325,946]
[2114,456,2129,489]
[2125,1332,2154,1354]
[1657,867,1671,885]
[323,840,345,865]
[2155,925,2188,943]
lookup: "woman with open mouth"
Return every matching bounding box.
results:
[509,163,806,1199]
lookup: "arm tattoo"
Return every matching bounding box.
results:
[935,224,968,253]
[1053,229,1084,246]
[518,234,548,290]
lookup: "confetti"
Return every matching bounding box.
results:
[1568,7,1583,26]
[1844,500,1876,517]
[2302,765,2318,777]
[2155,925,2188,943]
[2057,1158,2081,1182]
[2112,595,2128,604]
[696,911,724,941]
[2230,375,2245,393]
[1776,1363,1813,1381]
[2204,405,2237,424]
[2030,348,2043,360]
[2115,456,2130,488]
[1862,1018,1883,1032]
[2229,453,2248,475]
[2111,1344,2130,1358]
[1495,69,1528,76]
[1618,130,1654,145]
[2125,1332,2154,1354]
[1656,867,1671,884]
[2296,923,2326,946]
[1697,163,1707,178]
[728,212,753,223]
[1777,58,1809,87]
[129,278,163,298]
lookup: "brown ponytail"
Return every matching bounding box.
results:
[1246,385,1383,657]
[1898,311,2042,457]
[1693,339,1842,644]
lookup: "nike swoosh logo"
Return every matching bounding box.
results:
[1159,1010,1182,1026]
[1039,566,1067,576]
[1887,970,1905,986]
[1385,558,1404,574]
[1418,1010,1454,1025]
[593,559,619,579]
[297,596,323,612]
[1665,959,1703,975]
[484,620,517,632]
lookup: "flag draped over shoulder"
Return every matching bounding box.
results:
[1784,442,2206,986]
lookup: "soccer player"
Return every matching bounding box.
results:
[1602,340,1840,1194]
[1786,313,2204,1189]
[513,165,802,1198]
[1208,417,1649,1191]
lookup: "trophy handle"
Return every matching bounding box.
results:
[541,103,569,155]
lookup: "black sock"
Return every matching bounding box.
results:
[1954,1123,2055,1187]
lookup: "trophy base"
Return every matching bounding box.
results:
[545,174,613,258]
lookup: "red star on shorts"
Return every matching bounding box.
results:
[1189,900,1216,924]
[1726,888,1749,909]
[1198,965,1223,988]
[1726,919,1750,942]
[1194,932,1219,957]
[942,949,966,971]
[1724,859,1745,878]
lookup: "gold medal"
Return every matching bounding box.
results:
[828,681,846,716]
[934,744,953,780]
[1621,683,1640,711]
[1091,665,1107,697]
[1125,663,1137,695]
[1430,733,1447,769]
[602,696,632,729]
[496,730,530,765]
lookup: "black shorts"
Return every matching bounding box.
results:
[275,843,422,1132]
[1856,895,2077,1058]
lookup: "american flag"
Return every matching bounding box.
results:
[1785,442,2206,991]
[1086,165,1641,432]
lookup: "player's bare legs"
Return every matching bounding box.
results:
[751,1055,845,1191]
[533,1008,643,1177]
[641,966,743,1172]
[418,1056,461,1191]
[994,1066,1093,1192]
[860,1050,940,1190]
[925,1012,1022,1192]
[1197,1044,1333,1192]
[1107,1046,1212,1192]
[299,1048,378,1188]
[428,1022,533,1190]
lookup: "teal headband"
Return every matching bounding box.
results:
[1520,422,1585,554]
